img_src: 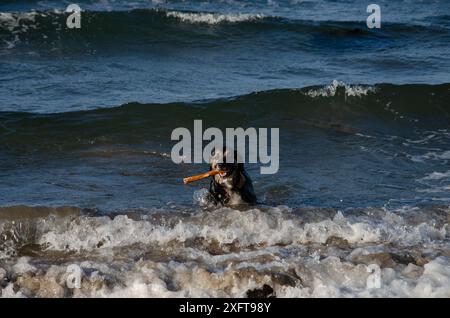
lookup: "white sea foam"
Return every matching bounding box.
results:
[31,207,448,253]
[1,205,449,298]
[305,80,376,98]
[166,11,265,25]
[0,11,39,49]
[2,248,450,298]
[422,171,450,180]
[12,257,37,274]
[0,12,38,32]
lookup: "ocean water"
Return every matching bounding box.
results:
[1,0,450,298]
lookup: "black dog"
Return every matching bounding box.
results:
[208,148,256,205]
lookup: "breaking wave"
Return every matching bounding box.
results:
[0,82,449,153]
[0,204,449,297]
[1,8,447,52]
[165,11,265,24]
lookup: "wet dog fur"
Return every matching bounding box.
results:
[208,148,256,205]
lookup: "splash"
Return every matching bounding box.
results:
[305,80,376,98]
[166,11,265,25]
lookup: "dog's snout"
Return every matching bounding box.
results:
[218,162,234,171]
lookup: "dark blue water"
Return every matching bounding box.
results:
[1,0,450,212]
[1,0,449,112]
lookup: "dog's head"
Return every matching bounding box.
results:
[209,147,243,189]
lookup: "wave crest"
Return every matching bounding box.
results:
[305,80,377,98]
[1,205,450,297]
[1,205,448,257]
[165,11,265,25]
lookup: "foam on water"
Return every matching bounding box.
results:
[165,11,265,24]
[305,80,376,98]
[0,12,37,30]
[417,174,450,195]
[422,171,450,181]
[0,11,38,49]
[1,205,449,297]
[27,207,447,253]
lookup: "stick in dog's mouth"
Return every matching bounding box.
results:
[183,170,226,184]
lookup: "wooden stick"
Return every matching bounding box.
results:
[183,170,225,184]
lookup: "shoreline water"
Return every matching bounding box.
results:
[1,0,450,298]
[0,204,449,297]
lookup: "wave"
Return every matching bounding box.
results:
[0,204,449,297]
[304,80,376,97]
[0,82,449,154]
[165,11,265,24]
[1,9,447,52]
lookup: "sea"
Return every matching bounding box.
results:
[0,0,450,297]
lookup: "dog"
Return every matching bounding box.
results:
[208,147,256,206]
